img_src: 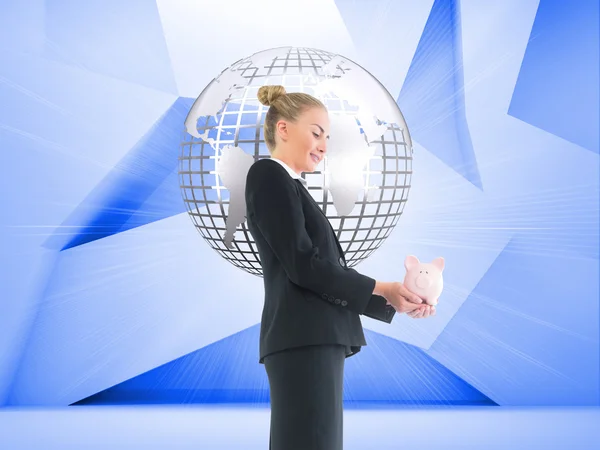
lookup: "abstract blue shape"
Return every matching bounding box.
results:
[509,0,599,153]
[43,0,178,95]
[44,97,195,251]
[71,325,270,405]
[45,96,265,252]
[72,325,495,406]
[344,330,496,407]
[429,234,599,406]
[397,0,482,189]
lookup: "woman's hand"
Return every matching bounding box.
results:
[406,304,436,319]
[381,282,426,314]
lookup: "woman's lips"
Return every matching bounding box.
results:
[311,154,319,163]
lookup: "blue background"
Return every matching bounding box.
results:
[0,0,597,420]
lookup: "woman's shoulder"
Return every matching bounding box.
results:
[246,158,298,199]
[247,158,289,183]
[252,157,280,170]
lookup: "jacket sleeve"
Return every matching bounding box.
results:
[246,161,378,315]
[362,294,397,323]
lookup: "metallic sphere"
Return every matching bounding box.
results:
[180,46,413,277]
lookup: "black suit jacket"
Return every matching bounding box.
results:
[245,158,396,364]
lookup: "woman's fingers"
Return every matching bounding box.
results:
[406,305,436,319]
[404,302,416,315]
[410,308,424,318]
[403,288,424,304]
[403,297,425,314]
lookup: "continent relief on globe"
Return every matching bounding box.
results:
[182,47,412,251]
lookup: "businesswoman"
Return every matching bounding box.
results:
[244,85,435,450]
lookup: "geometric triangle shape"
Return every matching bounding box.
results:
[72,326,496,406]
[42,1,178,95]
[508,0,599,153]
[43,97,195,252]
[398,0,483,190]
[72,325,270,406]
[343,330,497,407]
[428,233,599,406]
[333,0,433,102]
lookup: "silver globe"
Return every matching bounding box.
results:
[180,46,413,277]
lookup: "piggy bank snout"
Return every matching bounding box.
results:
[415,274,433,289]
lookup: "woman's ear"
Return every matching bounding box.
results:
[276,119,289,142]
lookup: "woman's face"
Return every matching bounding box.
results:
[275,107,330,174]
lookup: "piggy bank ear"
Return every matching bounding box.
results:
[432,257,445,272]
[404,255,420,270]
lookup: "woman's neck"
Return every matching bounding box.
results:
[271,152,301,176]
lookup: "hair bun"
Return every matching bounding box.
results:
[257,85,286,106]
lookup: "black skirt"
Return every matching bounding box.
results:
[264,344,348,450]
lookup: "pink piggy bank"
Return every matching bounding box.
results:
[402,255,445,306]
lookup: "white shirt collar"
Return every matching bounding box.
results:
[267,157,308,188]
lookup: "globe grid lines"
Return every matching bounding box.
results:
[179,47,413,277]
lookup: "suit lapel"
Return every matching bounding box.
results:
[294,179,346,262]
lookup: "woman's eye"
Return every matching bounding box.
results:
[313,132,319,138]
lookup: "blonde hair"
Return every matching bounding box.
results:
[257,85,325,153]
